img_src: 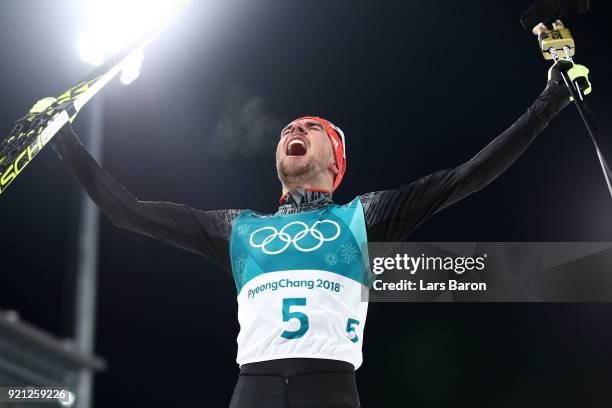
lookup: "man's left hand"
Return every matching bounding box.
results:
[548,59,592,100]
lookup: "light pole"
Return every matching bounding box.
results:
[73,2,189,405]
[73,93,104,408]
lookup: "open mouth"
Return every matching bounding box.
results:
[286,138,308,156]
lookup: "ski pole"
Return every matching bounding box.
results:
[534,20,612,200]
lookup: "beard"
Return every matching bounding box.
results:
[277,156,321,187]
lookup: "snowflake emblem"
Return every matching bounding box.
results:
[233,254,248,285]
[341,244,359,264]
[237,224,250,236]
[324,252,338,266]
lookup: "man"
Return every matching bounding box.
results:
[49,48,590,407]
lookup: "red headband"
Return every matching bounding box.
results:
[295,116,346,191]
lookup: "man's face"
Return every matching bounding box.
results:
[276,118,337,189]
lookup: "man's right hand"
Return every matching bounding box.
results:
[28,97,57,115]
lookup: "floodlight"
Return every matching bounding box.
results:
[79,0,185,84]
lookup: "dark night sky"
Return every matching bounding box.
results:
[1,1,612,407]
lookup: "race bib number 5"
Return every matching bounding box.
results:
[280,298,360,342]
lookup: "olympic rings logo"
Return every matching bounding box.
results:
[249,220,341,255]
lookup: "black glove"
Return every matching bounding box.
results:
[547,60,592,100]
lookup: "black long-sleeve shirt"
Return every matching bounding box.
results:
[51,81,570,274]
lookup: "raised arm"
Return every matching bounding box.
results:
[362,78,571,242]
[52,125,240,273]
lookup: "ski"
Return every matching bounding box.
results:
[0,0,193,195]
